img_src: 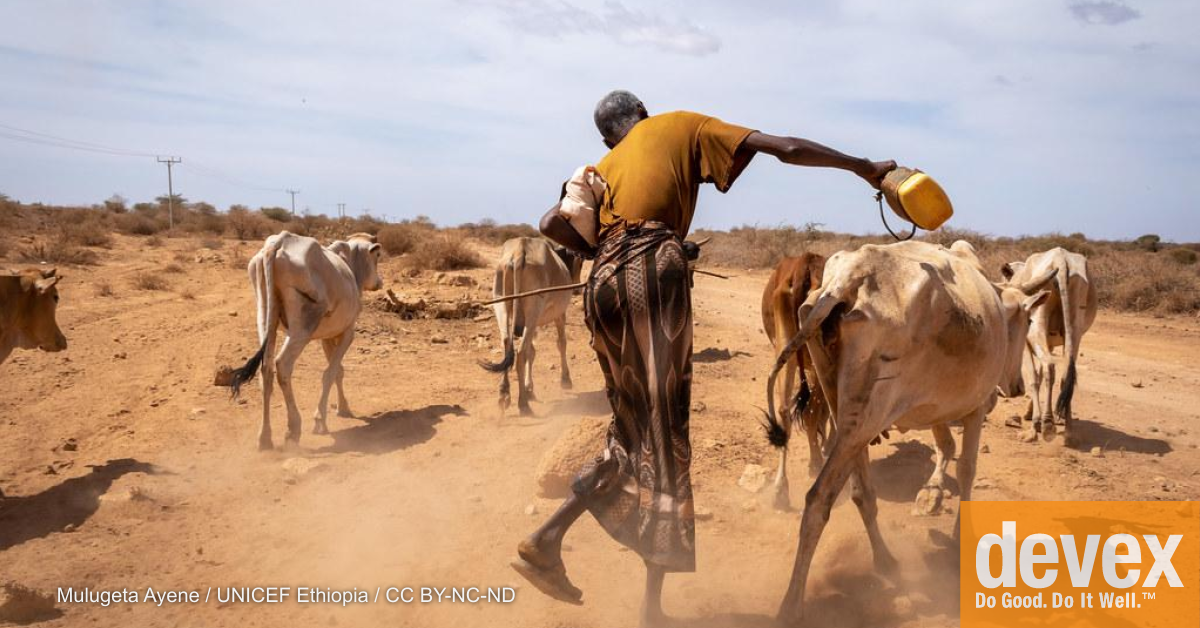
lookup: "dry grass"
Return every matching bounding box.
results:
[1,199,1195,315]
[163,263,185,274]
[131,272,169,291]
[180,289,197,300]
[406,236,484,271]
[454,219,539,245]
[17,242,99,266]
[95,281,115,297]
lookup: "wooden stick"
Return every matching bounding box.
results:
[480,281,587,306]
[479,265,729,306]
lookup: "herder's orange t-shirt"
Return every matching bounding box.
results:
[595,111,755,241]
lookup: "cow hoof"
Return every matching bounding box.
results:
[312,420,329,435]
[1041,420,1058,442]
[560,378,573,391]
[336,407,354,419]
[914,486,944,516]
[771,488,791,512]
[518,404,535,417]
[258,438,274,452]
[1019,429,1038,443]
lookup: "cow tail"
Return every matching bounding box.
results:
[478,248,520,374]
[1054,256,1078,419]
[229,239,280,398]
[763,293,842,449]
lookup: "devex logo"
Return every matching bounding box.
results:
[975,521,1184,589]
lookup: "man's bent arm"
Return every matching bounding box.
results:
[742,131,896,189]
[539,206,594,255]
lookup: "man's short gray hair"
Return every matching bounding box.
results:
[594,90,644,144]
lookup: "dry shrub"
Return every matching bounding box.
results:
[226,207,271,241]
[54,208,113,248]
[377,224,418,255]
[456,219,539,245]
[260,206,291,222]
[228,248,250,271]
[695,223,871,269]
[131,272,169,291]
[17,242,99,266]
[1166,247,1197,265]
[406,236,484,271]
[199,236,224,250]
[95,281,115,297]
[145,235,164,248]
[114,212,166,236]
[1093,252,1200,314]
[163,263,185,274]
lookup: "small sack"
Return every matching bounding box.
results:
[555,165,606,248]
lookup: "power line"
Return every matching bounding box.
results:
[0,123,159,157]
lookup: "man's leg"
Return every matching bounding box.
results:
[641,562,667,628]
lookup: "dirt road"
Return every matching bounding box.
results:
[2,235,1197,627]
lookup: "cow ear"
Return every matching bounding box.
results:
[1021,289,1050,312]
[1000,263,1015,280]
[41,267,58,279]
[35,275,61,293]
[369,243,381,255]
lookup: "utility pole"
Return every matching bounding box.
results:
[337,202,346,219]
[157,156,182,230]
[286,189,299,216]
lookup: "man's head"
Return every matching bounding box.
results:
[594,90,648,149]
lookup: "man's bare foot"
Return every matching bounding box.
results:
[511,559,582,605]
[513,539,582,604]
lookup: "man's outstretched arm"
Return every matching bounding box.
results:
[741,131,896,190]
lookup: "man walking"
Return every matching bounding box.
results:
[516,89,896,626]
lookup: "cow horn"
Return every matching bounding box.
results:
[691,236,712,247]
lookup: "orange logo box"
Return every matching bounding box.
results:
[961,501,1199,628]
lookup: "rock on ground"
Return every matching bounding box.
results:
[0,583,58,624]
[534,418,609,498]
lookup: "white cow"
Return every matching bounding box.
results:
[228,231,382,449]
[761,240,1055,624]
[1001,247,1098,445]
[479,237,583,415]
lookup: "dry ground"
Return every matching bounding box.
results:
[2,234,1198,627]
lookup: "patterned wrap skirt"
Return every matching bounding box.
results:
[573,222,696,572]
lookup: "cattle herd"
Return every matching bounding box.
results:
[1,229,1097,621]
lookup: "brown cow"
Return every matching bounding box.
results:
[1,267,67,365]
[760,253,829,509]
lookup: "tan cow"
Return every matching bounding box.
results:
[1001,247,1097,445]
[479,237,583,416]
[1,267,67,365]
[760,253,829,509]
[227,231,382,449]
[761,240,1055,624]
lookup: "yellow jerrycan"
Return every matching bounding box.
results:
[879,167,953,232]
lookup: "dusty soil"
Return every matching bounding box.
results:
[2,234,1198,627]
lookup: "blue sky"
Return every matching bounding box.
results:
[0,0,1196,240]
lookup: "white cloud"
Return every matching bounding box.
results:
[1069,1,1142,25]
[465,0,721,56]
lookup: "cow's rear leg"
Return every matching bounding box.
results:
[1041,361,1057,441]
[776,432,866,625]
[556,317,572,390]
[771,360,798,511]
[275,332,312,446]
[258,333,280,451]
[851,447,897,573]
[314,331,354,434]
[515,310,541,416]
[916,423,956,515]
